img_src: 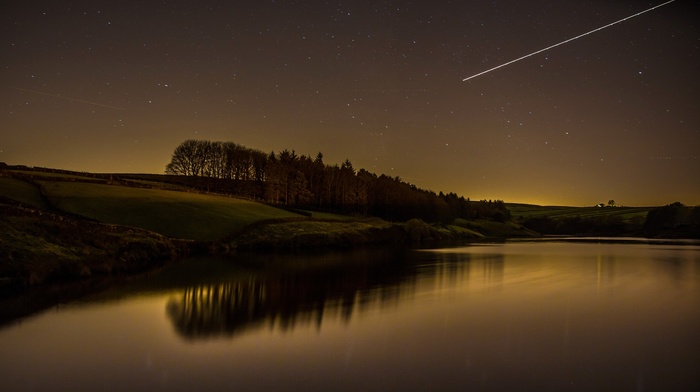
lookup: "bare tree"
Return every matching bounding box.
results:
[166,140,206,176]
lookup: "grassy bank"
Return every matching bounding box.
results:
[0,168,527,291]
[0,204,184,289]
[226,218,487,251]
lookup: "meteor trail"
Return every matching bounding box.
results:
[10,86,126,110]
[462,0,676,82]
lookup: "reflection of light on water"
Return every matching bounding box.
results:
[1,243,699,391]
[597,254,601,296]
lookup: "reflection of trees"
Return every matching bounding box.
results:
[167,248,473,339]
[482,254,504,283]
[653,255,695,286]
[167,280,267,338]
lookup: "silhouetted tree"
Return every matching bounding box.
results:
[165,139,512,223]
[166,139,207,176]
[644,202,683,232]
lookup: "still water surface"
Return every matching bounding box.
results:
[1,240,699,391]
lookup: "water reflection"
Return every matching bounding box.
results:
[167,280,267,338]
[166,248,472,339]
[482,254,504,283]
[165,242,700,341]
[1,242,698,392]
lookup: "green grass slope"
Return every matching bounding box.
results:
[0,177,49,209]
[1,168,538,246]
[39,182,303,241]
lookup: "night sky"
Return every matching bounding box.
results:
[2,0,698,206]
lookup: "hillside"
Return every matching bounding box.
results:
[2,165,698,290]
[2,169,305,241]
[0,166,499,287]
[507,203,652,222]
[1,167,514,243]
[507,203,652,236]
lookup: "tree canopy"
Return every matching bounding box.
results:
[165,140,510,223]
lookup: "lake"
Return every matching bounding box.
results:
[1,239,699,391]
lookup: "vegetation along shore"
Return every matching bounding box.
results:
[1,141,699,293]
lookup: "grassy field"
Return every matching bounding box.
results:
[507,203,651,224]
[38,181,303,241]
[8,169,109,182]
[0,171,404,244]
[2,168,592,245]
[0,177,49,209]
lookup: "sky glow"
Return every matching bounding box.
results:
[1,0,698,206]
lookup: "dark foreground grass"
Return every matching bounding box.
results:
[0,204,182,288]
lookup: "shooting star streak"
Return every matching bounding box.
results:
[346,89,430,93]
[462,0,676,82]
[10,86,126,110]
[508,134,529,147]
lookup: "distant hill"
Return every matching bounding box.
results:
[507,203,699,238]
[507,203,652,222]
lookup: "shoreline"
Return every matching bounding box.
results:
[2,201,698,327]
[3,199,695,295]
[0,201,526,292]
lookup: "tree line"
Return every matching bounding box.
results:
[165,139,510,223]
[643,202,700,238]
